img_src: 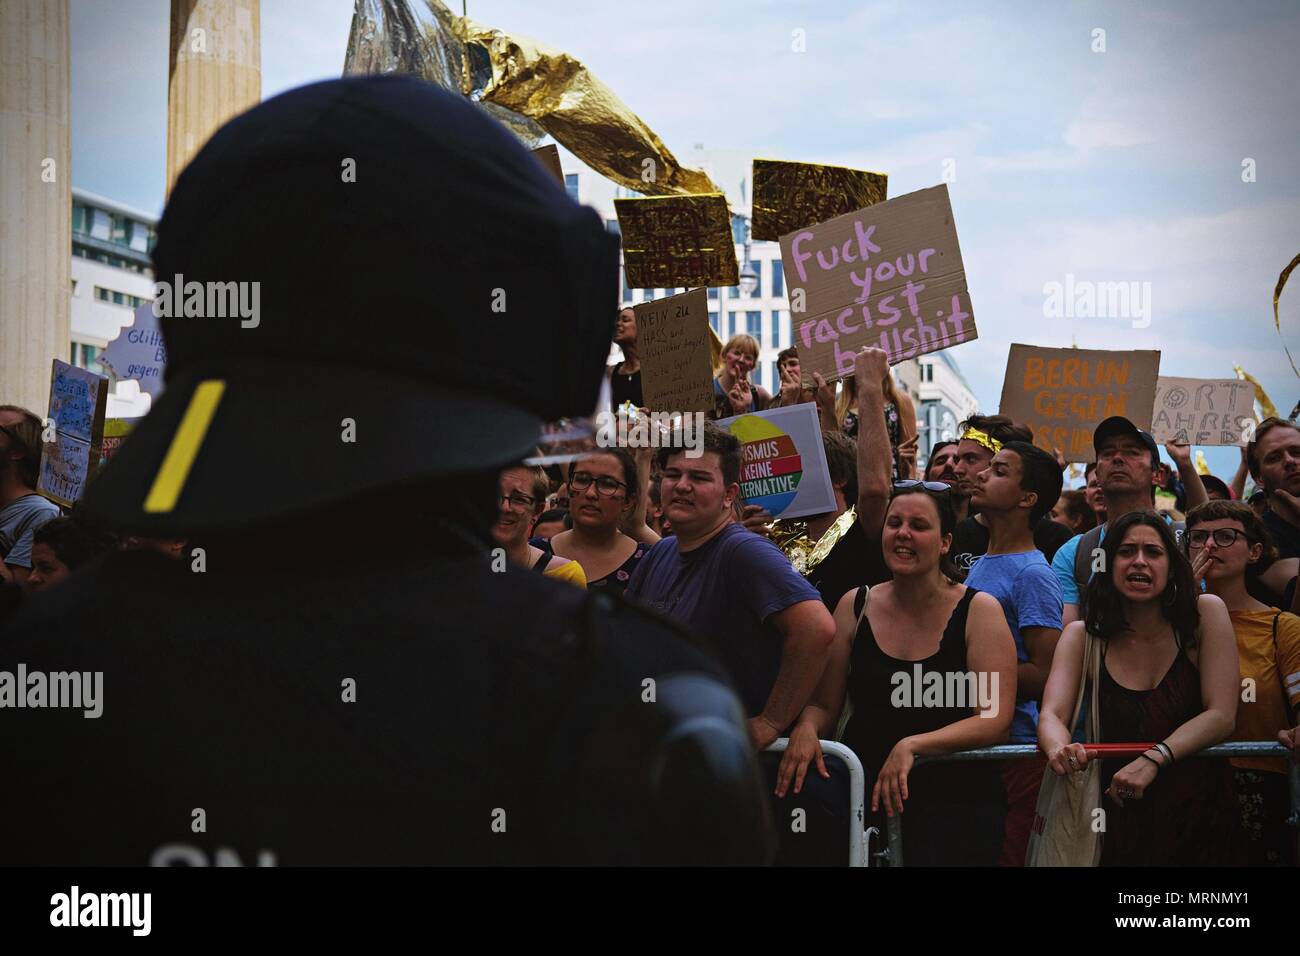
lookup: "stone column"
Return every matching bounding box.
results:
[0,0,71,416]
[167,0,260,197]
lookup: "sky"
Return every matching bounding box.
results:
[70,0,1300,477]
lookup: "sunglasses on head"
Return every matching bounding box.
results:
[893,480,951,494]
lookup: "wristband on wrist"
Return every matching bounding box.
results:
[1140,751,1163,771]
[1155,741,1175,763]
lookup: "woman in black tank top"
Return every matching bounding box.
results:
[775,484,1019,865]
[1038,512,1244,865]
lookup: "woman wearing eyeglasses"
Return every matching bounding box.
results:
[1184,500,1300,865]
[491,465,586,587]
[530,449,648,594]
[775,480,1018,865]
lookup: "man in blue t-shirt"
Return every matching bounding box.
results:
[627,423,835,751]
[965,440,1064,866]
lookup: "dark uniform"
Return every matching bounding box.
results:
[0,77,773,865]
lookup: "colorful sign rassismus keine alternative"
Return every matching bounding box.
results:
[715,403,836,520]
[779,184,976,378]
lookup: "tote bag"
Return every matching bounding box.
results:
[1025,631,1103,867]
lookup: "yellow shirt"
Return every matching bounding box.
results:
[543,557,587,588]
[1229,608,1300,774]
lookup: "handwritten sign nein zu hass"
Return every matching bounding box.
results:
[635,288,714,414]
[751,158,887,242]
[615,193,738,289]
[779,184,976,378]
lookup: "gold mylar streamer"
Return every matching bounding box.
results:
[344,0,548,146]
[345,1,719,196]
[450,3,719,196]
[1233,364,1278,420]
[751,159,888,242]
[1273,253,1300,378]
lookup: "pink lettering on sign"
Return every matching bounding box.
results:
[778,185,977,377]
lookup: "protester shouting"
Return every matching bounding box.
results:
[1053,417,1201,626]
[777,481,1017,866]
[1039,512,1244,866]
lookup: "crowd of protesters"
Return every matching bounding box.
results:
[4,331,1300,867]
[3,329,1299,866]
[5,60,1299,868]
[473,328,1297,866]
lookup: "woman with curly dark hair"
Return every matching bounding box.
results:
[1038,511,1244,865]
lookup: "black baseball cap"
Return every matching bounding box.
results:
[1093,416,1160,470]
[1201,474,1233,500]
[82,77,619,534]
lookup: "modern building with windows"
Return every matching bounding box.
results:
[70,187,157,417]
[915,350,980,469]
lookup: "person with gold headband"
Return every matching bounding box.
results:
[949,415,1073,574]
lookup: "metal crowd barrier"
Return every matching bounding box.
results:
[878,742,1299,867]
[765,739,871,866]
[765,740,1298,866]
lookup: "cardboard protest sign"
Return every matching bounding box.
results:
[751,158,887,241]
[1150,377,1256,446]
[99,302,167,397]
[716,403,836,520]
[635,288,713,414]
[99,417,140,468]
[532,144,565,186]
[998,345,1161,462]
[38,360,108,506]
[615,193,738,289]
[780,184,976,378]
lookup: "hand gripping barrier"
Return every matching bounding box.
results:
[876,742,1299,867]
[765,739,871,866]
